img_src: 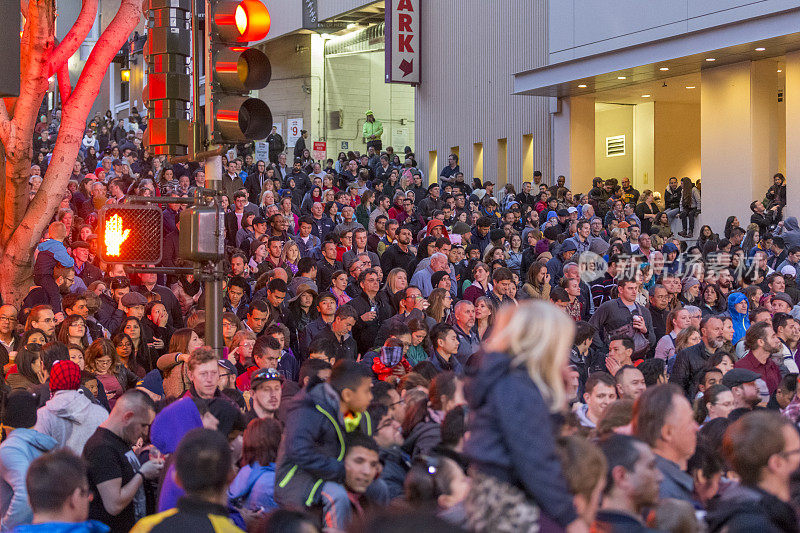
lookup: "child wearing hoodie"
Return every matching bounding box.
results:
[274,360,374,531]
[371,342,412,384]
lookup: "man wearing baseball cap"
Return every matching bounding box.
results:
[363,111,383,151]
[299,291,337,359]
[245,368,283,423]
[70,241,103,286]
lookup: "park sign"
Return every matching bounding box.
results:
[385,0,420,85]
[313,141,327,162]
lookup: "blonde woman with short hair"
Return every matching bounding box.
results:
[464,301,588,533]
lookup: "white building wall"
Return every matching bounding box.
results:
[323,50,415,159]
[415,0,552,188]
[549,0,800,64]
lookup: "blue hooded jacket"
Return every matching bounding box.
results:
[661,243,680,274]
[0,429,58,531]
[35,240,74,268]
[727,292,750,345]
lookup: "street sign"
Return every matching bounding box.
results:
[385,0,420,85]
[312,141,326,161]
[255,141,269,162]
[287,118,303,147]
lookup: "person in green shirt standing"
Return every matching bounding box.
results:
[363,110,383,152]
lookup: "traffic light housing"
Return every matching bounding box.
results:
[209,0,273,142]
[178,206,225,262]
[98,205,163,264]
[143,0,192,156]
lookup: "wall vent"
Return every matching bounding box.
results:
[606,135,625,157]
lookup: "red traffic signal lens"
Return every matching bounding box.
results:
[215,0,271,43]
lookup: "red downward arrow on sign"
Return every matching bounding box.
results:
[399,59,414,77]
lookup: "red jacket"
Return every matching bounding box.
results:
[371,357,412,382]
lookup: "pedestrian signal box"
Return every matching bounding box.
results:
[98,205,163,264]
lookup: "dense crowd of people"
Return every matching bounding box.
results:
[1,108,800,532]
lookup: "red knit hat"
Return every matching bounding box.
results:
[49,360,82,393]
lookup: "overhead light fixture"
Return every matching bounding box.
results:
[755,47,766,51]
[120,68,131,82]
[685,86,696,89]
[778,69,783,73]
[617,76,627,80]
[705,58,716,62]
[659,67,669,71]
[641,94,651,98]
[578,84,587,88]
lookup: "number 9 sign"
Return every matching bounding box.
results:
[288,118,303,147]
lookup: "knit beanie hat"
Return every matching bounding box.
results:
[430,271,449,288]
[49,360,82,393]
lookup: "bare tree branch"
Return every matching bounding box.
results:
[56,62,71,107]
[47,0,97,76]
[2,0,53,245]
[12,0,141,257]
[70,0,139,108]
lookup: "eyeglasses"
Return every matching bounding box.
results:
[0,316,16,323]
[377,419,397,432]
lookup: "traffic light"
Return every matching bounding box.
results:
[208,0,273,142]
[144,0,192,156]
[98,205,163,264]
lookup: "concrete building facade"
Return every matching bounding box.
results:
[516,0,800,231]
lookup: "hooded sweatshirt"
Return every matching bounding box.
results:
[35,239,74,268]
[33,391,108,456]
[781,217,800,248]
[0,428,58,531]
[727,292,750,345]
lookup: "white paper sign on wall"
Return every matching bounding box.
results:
[287,118,303,147]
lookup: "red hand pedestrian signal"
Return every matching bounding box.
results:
[104,214,131,257]
[98,205,163,264]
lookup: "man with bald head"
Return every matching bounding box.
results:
[410,252,449,297]
[83,390,162,531]
[453,300,479,364]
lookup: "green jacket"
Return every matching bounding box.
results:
[363,119,383,140]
